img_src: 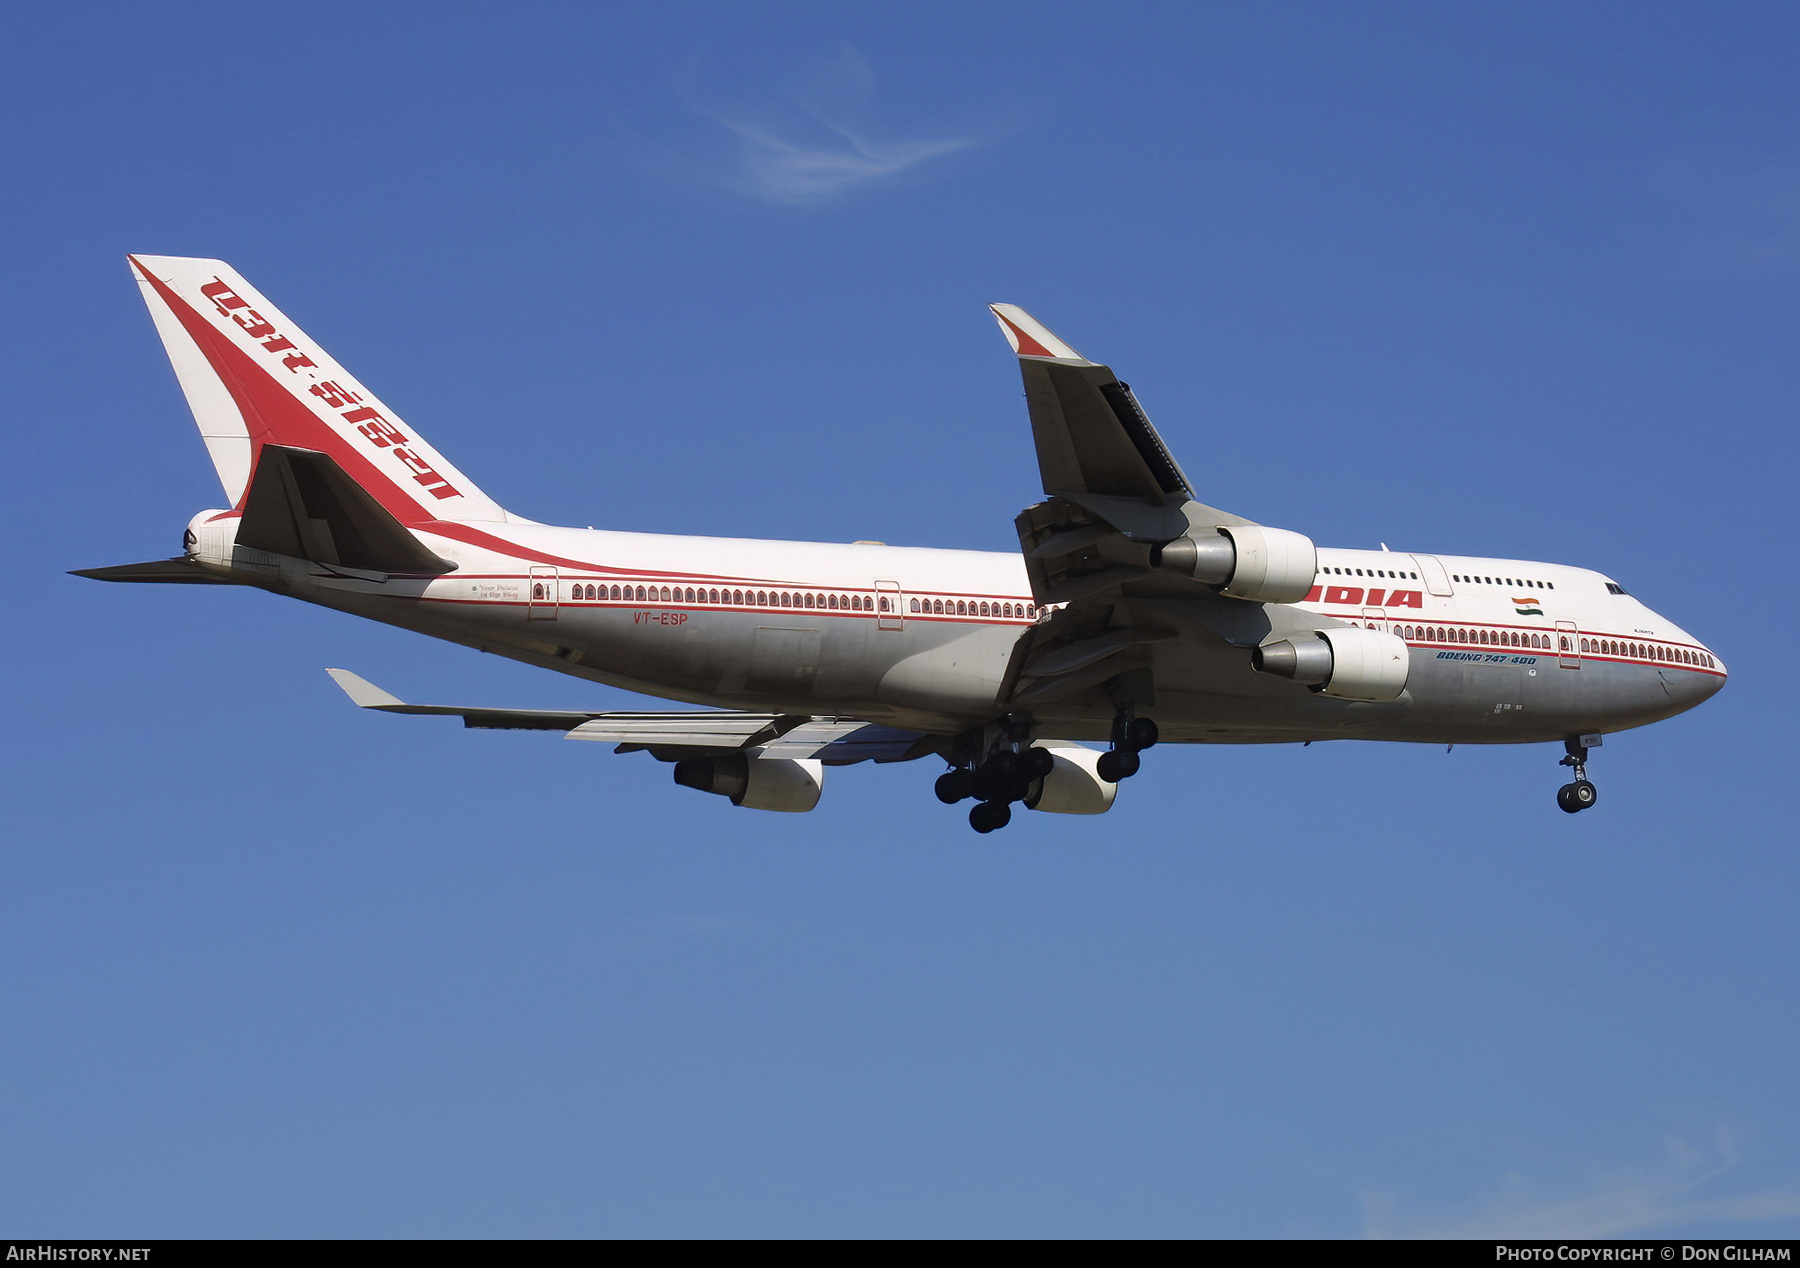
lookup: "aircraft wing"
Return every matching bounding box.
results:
[327,670,931,764]
[989,308,1340,712]
[990,304,1253,536]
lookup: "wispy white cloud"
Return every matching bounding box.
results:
[675,47,989,206]
[1361,1127,1800,1239]
[698,111,975,206]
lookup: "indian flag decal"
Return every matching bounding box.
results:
[1513,597,1544,615]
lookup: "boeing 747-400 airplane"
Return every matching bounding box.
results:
[78,256,1725,831]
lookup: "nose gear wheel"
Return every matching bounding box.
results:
[1555,737,1600,813]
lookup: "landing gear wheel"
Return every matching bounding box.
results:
[935,770,973,805]
[1096,749,1141,783]
[969,800,1012,833]
[1556,780,1598,814]
[1124,717,1159,750]
[1026,746,1056,779]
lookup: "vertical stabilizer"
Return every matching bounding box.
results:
[129,255,508,523]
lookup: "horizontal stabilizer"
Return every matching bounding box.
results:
[241,446,456,575]
[71,557,240,584]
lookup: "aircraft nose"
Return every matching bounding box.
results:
[1664,650,1726,711]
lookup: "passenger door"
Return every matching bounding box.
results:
[875,580,904,632]
[1555,619,1580,669]
[528,566,559,620]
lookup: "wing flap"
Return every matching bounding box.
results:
[756,721,933,764]
[566,715,792,747]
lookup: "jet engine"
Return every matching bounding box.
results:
[1023,745,1117,815]
[1153,524,1317,604]
[1251,626,1410,702]
[672,752,824,812]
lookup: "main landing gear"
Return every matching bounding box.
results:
[1556,734,1601,814]
[935,712,1161,834]
[934,719,1059,834]
[937,744,1057,833]
[1096,713,1157,784]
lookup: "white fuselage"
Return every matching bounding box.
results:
[214,515,1724,747]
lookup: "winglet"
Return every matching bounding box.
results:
[326,668,406,709]
[989,304,1088,362]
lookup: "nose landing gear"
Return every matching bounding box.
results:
[1556,734,1602,813]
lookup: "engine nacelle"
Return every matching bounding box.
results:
[672,753,824,812]
[1154,524,1317,604]
[185,510,238,570]
[1251,626,1410,702]
[1023,745,1116,815]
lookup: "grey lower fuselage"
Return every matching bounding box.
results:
[250,524,1724,749]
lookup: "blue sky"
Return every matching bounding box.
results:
[2,0,1797,1239]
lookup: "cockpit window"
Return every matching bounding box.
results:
[1605,582,1629,596]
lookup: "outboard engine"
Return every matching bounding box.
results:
[673,753,824,812]
[1252,626,1410,702]
[1153,525,1317,603]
